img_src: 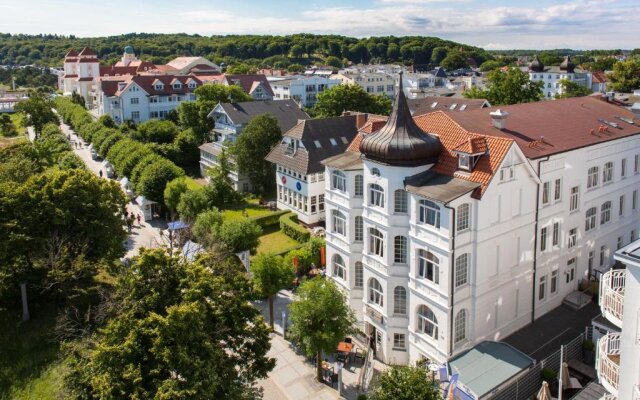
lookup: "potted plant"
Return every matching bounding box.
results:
[583,340,595,364]
[542,368,558,392]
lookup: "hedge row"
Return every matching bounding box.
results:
[54,97,184,203]
[279,213,310,243]
[251,209,291,229]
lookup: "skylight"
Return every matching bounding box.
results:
[340,137,348,144]
[329,138,337,146]
[431,102,438,108]
[450,104,457,110]
[459,104,467,111]
[314,140,322,148]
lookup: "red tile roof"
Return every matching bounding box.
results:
[440,96,640,159]
[453,137,488,154]
[78,47,97,57]
[413,112,513,198]
[592,72,607,84]
[65,49,78,58]
[101,74,202,97]
[224,74,274,96]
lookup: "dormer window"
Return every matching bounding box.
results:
[173,82,182,89]
[154,81,164,90]
[454,137,487,172]
[458,154,470,170]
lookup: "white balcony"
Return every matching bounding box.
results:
[597,333,620,397]
[599,269,625,328]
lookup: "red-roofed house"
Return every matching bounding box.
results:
[320,79,640,368]
[591,71,608,93]
[95,74,202,124]
[224,74,274,100]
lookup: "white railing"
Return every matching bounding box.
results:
[597,333,621,396]
[600,269,625,328]
[599,395,616,400]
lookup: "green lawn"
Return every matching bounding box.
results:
[0,303,67,400]
[256,226,300,255]
[223,203,275,221]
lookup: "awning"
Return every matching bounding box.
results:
[167,220,189,231]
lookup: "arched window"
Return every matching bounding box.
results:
[332,254,346,280]
[354,175,364,197]
[354,262,363,288]
[394,236,408,264]
[371,167,381,177]
[603,162,613,184]
[369,184,385,207]
[354,216,363,242]
[332,170,346,191]
[457,203,470,232]
[368,278,383,306]
[369,228,384,257]
[332,210,346,236]
[585,207,597,231]
[393,286,407,314]
[454,309,467,343]
[587,166,599,188]
[601,201,612,225]
[418,249,439,284]
[418,199,440,228]
[394,190,408,213]
[455,254,469,288]
[417,305,438,339]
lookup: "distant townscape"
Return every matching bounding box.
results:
[1,31,640,400]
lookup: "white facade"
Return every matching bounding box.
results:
[402,72,447,99]
[271,76,340,108]
[597,239,640,400]
[527,68,593,99]
[331,72,396,99]
[324,100,640,366]
[275,165,326,225]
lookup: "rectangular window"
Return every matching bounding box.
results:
[310,196,317,214]
[539,275,547,301]
[600,245,606,267]
[603,162,613,184]
[542,182,550,205]
[393,333,406,350]
[568,228,577,248]
[621,158,627,178]
[633,190,638,210]
[554,179,561,201]
[319,194,324,211]
[354,217,363,242]
[551,270,558,294]
[620,195,625,216]
[570,186,579,212]
[635,154,640,173]
[617,236,624,250]
[131,111,140,120]
[130,97,139,105]
[587,166,599,188]
[588,251,594,272]
[540,227,548,251]
[566,258,576,283]
[632,230,637,242]
[552,222,559,247]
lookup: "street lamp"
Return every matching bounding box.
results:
[428,362,440,385]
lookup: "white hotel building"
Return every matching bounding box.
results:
[322,78,640,367]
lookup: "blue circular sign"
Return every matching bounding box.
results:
[296,182,302,191]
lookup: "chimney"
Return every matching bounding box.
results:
[489,109,509,130]
[356,113,367,129]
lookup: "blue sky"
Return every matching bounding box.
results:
[2,0,638,50]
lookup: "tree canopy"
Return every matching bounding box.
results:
[251,253,294,329]
[232,114,282,195]
[288,278,355,381]
[313,84,392,118]
[370,365,441,400]
[65,248,275,399]
[14,91,58,136]
[463,67,543,105]
[608,59,640,93]
[554,78,592,99]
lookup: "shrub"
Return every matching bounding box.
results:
[136,159,185,203]
[279,213,310,243]
[251,209,290,229]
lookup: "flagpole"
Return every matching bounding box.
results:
[558,345,563,400]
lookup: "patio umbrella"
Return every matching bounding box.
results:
[561,362,570,390]
[537,381,552,400]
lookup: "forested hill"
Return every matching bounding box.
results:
[0,33,493,69]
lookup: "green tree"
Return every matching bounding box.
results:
[14,91,58,137]
[325,56,342,69]
[288,278,355,381]
[479,60,503,72]
[215,219,262,253]
[136,159,185,204]
[71,91,86,108]
[287,63,304,73]
[370,365,440,400]
[608,59,640,92]
[232,114,282,195]
[0,114,18,137]
[65,249,275,399]
[314,84,392,118]
[192,208,225,246]
[463,67,543,105]
[251,254,294,330]
[133,119,179,144]
[431,47,448,65]
[554,78,592,98]
[176,188,210,223]
[164,177,190,217]
[440,52,468,70]
[290,44,304,58]
[206,148,242,207]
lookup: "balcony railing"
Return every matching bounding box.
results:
[600,269,625,328]
[597,333,620,397]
